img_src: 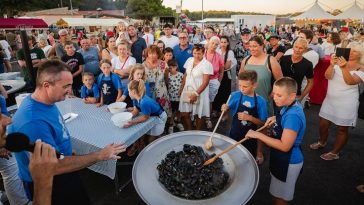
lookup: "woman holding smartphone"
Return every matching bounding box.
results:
[310,42,364,160]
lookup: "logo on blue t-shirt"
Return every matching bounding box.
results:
[59,115,71,140]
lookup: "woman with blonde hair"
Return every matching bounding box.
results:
[111,40,136,85]
[310,41,364,160]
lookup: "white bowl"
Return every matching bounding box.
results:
[111,112,133,128]
[108,102,127,114]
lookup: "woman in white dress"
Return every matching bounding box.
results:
[310,42,364,160]
[179,45,213,130]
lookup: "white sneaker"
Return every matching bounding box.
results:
[206,120,213,129]
[176,123,184,131]
[168,126,174,134]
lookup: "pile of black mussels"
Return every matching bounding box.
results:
[157,144,229,200]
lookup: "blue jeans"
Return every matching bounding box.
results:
[0,156,29,205]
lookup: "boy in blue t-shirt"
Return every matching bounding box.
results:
[81,72,100,104]
[96,59,123,106]
[245,77,306,204]
[221,70,268,156]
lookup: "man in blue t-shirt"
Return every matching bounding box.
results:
[173,32,193,74]
[78,39,100,76]
[8,60,126,205]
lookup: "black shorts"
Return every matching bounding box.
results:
[171,101,179,113]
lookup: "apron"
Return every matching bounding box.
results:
[86,88,94,98]
[100,74,118,105]
[269,101,301,182]
[229,92,258,156]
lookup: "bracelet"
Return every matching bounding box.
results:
[194,91,199,96]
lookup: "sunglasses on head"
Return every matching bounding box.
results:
[194,44,203,48]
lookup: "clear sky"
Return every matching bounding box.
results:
[162,0,364,14]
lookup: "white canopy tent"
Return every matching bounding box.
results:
[291,1,335,20]
[335,2,364,20]
[60,18,129,27]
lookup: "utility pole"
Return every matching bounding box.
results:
[202,0,204,28]
[60,0,63,7]
[70,0,73,15]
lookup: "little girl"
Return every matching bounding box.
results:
[163,47,174,68]
[123,80,167,155]
[167,59,184,132]
[119,64,152,107]
[115,21,131,45]
[96,59,123,106]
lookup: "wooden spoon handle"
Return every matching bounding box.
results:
[204,123,269,165]
[210,95,232,136]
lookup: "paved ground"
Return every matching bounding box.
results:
[80,104,364,205]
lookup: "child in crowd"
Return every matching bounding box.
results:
[123,80,167,155]
[119,64,152,107]
[163,47,174,68]
[245,77,306,205]
[221,70,268,156]
[96,59,123,107]
[81,72,100,104]
[61,40,84,97]
[167,59,184,132]
[115,21,131,45]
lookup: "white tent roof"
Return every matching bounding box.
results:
[335,3,364,20]
[198,18,234,23]
[60,18,129,27]
[291,1,335,20]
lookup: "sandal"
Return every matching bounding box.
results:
[356,185,364,193]
[320,152,339,161]
[309,141,327,150]
[256,156,264,165]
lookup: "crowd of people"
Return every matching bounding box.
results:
[0,21,364,204]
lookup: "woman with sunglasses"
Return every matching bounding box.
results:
[279,38,314,105]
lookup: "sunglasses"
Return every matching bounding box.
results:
[290,63,295,74]
[179,36,187,39]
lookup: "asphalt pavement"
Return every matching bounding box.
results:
[80,104,364,205]
[80,37,364,204]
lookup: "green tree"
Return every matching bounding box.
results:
[126,0,174,20]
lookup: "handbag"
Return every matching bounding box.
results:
[181,68,200,104]
[358,90,364,120]
[182,85,200,104]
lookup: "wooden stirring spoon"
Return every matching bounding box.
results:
[204,95,231,150]
[203,123,269,166]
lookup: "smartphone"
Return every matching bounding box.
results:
[335,48,351,61]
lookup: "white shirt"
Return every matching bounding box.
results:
[111,56,136,70]
[160,35,179,49]
[0,40,11,60]
[143,33,154,46]
[41,45,52,58]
